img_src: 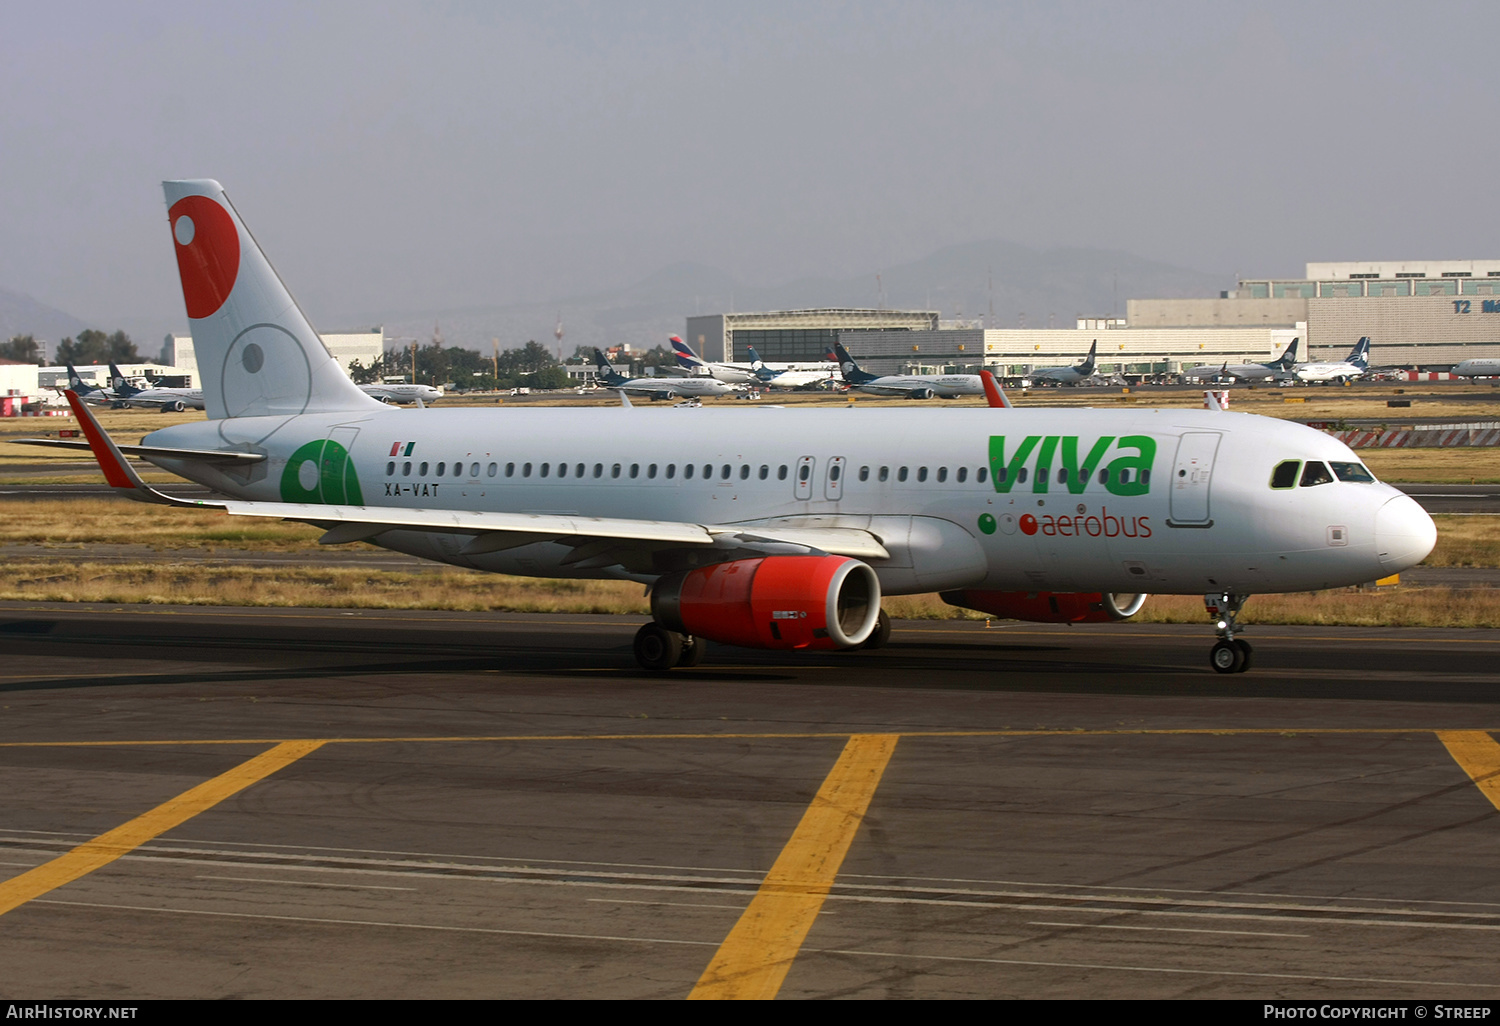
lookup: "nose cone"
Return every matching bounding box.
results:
[1376,494,1437,573]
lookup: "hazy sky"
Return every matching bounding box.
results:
[4,1,1499,332]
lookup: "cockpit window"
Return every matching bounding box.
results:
[1270,460,1300,489]
[1300,461,1334,487]
[1330,461,1376,483]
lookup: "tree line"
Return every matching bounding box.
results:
[349,339,573,391]
[0,330,141,365]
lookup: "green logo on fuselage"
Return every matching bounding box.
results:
[988,434,1155,496]
[280,439,364,505]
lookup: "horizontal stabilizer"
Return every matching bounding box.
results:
[14,438,266,464]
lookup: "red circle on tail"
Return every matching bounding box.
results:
[168,195,240,319]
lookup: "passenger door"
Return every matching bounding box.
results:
[1168,431,1220,526]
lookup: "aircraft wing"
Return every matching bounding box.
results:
[56,390,890,568]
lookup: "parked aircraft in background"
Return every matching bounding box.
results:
[1184,339,1300,384]
[1294,337,1371,384]
[669,337,759,384]
[108,363,205,412]
[1451,357,1500,377]
[56,364,116,406]
[833,342,986,399]
[592,348,736,399]
[360,382,444,405]
[1031,340,1100,385]
[746,345,839,390]
[26,179,1437,679]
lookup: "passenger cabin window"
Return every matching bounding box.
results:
[778,466,789,480]
[721,464,732,480]
[593,464,603,478]
[759,465,769,480]
[575,463,585,478]
[402,461,412,476]
[487,463,497,477]
[522,463,532,477]
[436,462,446,476]
[916,467,927,482]
[505,463,515,477]
[666,464,676,479]
[1300,461,1334,487]
[611,463,621,478]
[956,467,966,483]
[1330,461,1376,483]
[859,466,870,481]
[976,467,987,483]
[739,465,750,480]
[386,462,395,476]
[879,467,889,482]
[647,463,657,479]
[685,464,695,479]
[471,463,481,477]
[630,464,640,478]
[937,467,948,483]
[419,462,430,476]
[540,463,549,477]
[1017,467,1028,484]
[898,467,908,482]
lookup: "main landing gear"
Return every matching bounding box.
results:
[633,623,705,671]
[1205,592,1253,674]
[631,607,893,671]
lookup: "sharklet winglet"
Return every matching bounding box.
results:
[63,390,226,510]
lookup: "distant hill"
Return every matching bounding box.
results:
[0,288,89,361]
[371,241,1229,355]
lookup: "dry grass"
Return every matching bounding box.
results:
[1,560,1496,626]
[0,562,652,613]
[1360,448,1500,483]
[0,499,322,550]
[1423,514,1500,567]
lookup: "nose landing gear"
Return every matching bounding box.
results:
[1205,592,1253,674]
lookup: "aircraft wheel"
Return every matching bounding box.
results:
[1233,638,1253,672]
[862,609,892,650]
[634,622,683,672]
[1210,640,1245,674]
[676,635,705,668]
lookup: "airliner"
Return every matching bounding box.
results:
[26,180,1437,677]
[1451,357,1500,377]
[669,337,759,385]
[591,348,737,399]
[360,382,444,405]
[1294,337,1372,384]
[109,363,206,412]
[745,346,838,390]
[55,364,115,406]
[1184,339,1300,384]
[1031,340,1100,385]
[672,336,835,388]
[834,342,986,399]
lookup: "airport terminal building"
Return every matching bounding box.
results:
[1129,260,1500,367]
[684,309,1301,377]
[160,328,385,385]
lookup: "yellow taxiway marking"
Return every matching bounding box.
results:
[0,739,323,918]
[689,733,898,1001]
[1437,731,1500,812]
[1,727,1499,748]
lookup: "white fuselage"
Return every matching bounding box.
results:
[1452,358,1500,377]
[1184,363,1286,383]
[141,406,1433,598]
[854,374,985,399]
[361,384,444,405]
[614,376,737,398]
[1295,361,1367,383]
[118,386,206,410]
